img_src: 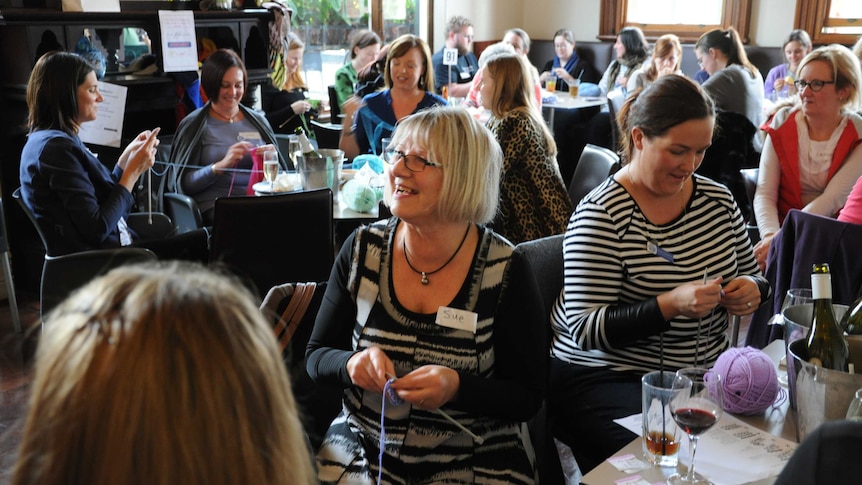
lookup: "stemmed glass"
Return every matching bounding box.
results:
[779,289,813,386]
[263,149,279,192]
[667,368,723,485]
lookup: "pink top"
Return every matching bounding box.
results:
[838,175,862,225]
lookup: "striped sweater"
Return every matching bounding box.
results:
[307,218,545,484]
[550,175,762,372]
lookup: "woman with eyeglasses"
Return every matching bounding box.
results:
[752,44,862,271]
[340,34,446,159]
[307,106,545,483]
[695,28,765,150]
[539,28,601,90]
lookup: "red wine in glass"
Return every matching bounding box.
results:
[667,368,723,485]
[672,408,718,436]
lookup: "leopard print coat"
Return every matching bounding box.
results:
[488,109,572,244]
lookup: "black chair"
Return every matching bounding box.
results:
[327,85,342,125]
[567,143,621,207]
[514,234,567,484]
[12,188,157,319]
[210,188,334,296]
[0,198,21,332]
[741,167,760,244]
[774,420,862,485]
[697,111,761,223]
[310,119,342,150]
[164,192,204,234]
[606,89,625,153]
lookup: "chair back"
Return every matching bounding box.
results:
[163,192,203,234]
[310,119,342,150]
[14,187,158,317]
[514,234,564,322]
[0,197,22,332]
[741,167,760,244]
[568,144,621,207]
[607,90,625,152]
[328,85,341,124]
[210,188,335,296]
[746,209,862,348]
[13,187,55,256]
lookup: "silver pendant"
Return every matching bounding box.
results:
[420,272,429,285]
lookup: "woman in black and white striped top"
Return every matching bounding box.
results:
[547,75,770,474]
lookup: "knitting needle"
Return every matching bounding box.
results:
[385,372,484,444]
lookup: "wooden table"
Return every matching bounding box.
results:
[581,340,797,485]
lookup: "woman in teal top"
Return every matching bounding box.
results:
[333,30,381,108]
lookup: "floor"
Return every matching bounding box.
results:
[0,296,40,485]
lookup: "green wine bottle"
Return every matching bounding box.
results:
[295,127,321,158]
[806,263,849,371]
[841,295,862,336]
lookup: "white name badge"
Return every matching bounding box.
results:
[237,132,262,142]
[435,306,477,334]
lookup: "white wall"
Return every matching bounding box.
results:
[435,0,795,48]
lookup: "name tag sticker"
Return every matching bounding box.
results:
[237,131,262,142]
[459,69,471,79]
[435,307,477,333]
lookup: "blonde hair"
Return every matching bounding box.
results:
[282,32,307,91]
[854,36,862,63]
[796,44,862,112]
[385,106,501,224]
[12,262,315,485]
[484,54,556,155]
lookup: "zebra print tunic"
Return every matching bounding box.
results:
[309,218,541,484]
[550,175,762,372]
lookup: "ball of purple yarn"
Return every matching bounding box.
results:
[713,347,779,415]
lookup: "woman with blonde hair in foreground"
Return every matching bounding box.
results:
[12,262,315,485]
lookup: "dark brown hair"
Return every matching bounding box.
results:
[695,28,759,78]
[200,49,248,102]
[27,51,96,135]
[617,75,715,163]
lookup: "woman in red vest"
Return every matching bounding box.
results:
[753,44,862,270]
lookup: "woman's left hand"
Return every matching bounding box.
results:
[118,129,160,171]
[390,365,460,410]
[721,276,762,316]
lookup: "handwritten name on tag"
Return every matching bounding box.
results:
[435,307,477,333]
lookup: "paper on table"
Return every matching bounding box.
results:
[614,413,796,485]
[78,81,127,148]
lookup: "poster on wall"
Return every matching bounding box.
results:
[78,81,127,148]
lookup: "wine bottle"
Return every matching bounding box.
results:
[841,295,862,335]
[806,263,849,371]
[295,127,321,158]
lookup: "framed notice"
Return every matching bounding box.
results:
[158,10,199,73]
[78,81,127,148]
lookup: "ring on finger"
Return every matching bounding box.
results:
[746,301,752,308]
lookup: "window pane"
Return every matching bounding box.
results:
[626,0,722,25]
[291,0,424,97]
[829,0,862,18]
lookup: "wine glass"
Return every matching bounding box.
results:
[263,149,279,192]
[288,135,301,170]
[667,368,723,485]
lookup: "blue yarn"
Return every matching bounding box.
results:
[378,378,404,484]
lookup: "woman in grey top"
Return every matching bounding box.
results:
[696,28,765,150]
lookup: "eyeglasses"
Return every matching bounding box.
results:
[794,79,835,92]
[384,149,443,172]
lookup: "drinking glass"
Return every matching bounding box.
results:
[546,74,557,92]
[288,135,301,170]
[263,149,279,192]
[781,288,813,315]
[380,137,392,160]
[667,368,724,485]
[847,388,862,421]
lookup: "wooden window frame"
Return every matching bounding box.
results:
[599,0,752,44]
[796,0,861,45]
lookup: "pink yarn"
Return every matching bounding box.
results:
[712,347,780,415]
